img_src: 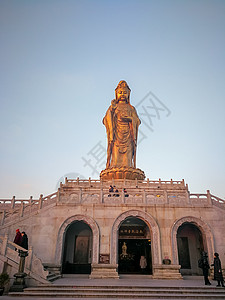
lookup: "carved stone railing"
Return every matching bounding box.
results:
[63,177,186,189]
[0,192,58,226]
[0,179,224,226]
[0,234,49,284]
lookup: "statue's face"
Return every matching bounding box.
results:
[116,87,129,103]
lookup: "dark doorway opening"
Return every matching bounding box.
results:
[177,222,204,275]
[118,217,152,274]
[62,221,92,274]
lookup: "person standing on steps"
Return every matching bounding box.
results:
[198,251,211,285]
[212,252,224,287]
[21,231,28,250]
[13,229,22,250]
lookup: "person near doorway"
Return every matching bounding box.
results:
[140,255,147,273]
[211,252,224,287]
[198,251,211,285]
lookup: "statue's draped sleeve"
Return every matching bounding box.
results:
[103,105,114,143]
[131,106,141,144]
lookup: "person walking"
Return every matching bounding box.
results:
[212,252,224,287]
[20,231,28,250]
[198,251,211,285]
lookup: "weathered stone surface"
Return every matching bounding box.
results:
[0,178,224,283]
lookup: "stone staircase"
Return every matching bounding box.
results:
[0,235,61,285]
[8,284,225,299]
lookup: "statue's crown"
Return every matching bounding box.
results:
[115,80,131,92]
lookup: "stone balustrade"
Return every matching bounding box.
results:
[0,178,224,226]
[0,235,49,284]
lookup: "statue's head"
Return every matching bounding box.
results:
[115,80,131,103]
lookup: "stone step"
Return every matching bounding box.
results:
[8,292,225,299]
[8,285,225,299]
[46,273,62,282]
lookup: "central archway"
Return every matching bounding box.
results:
[118,217,152,274]
[111,210,161,267]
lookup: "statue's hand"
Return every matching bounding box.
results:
[120,113,132,122]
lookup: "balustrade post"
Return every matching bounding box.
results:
[207,190,212,205]
[1,233,8,255]
[9,250,28,292]
[25,246,33,270]
[1,211,5,226]
[185,190,190,204]
[56,188,60,203]
[29,196,33,213]
[11,196,15,209]
[19,202,24,217]
[38,194,43,210]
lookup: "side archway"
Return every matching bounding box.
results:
[171,216,214,265]
[111,210,161,265]
[55,215,100,265]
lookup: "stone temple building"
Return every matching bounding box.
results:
[0,81,224,286]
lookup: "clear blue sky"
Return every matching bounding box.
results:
[0,0,225,199]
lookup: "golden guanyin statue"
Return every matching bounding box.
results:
[100,80,145,180]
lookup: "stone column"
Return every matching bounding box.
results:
[9,250,28,292]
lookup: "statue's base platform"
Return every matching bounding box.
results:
[100,167,145,180]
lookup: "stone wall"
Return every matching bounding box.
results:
[0,178,224,279]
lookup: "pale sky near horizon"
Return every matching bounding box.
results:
[0,0,225,199]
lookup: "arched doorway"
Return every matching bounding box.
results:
[118,217,152,274]
[62,221,92,274]
[177,223,204,275]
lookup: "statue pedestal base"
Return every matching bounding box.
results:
[100,167,145,180]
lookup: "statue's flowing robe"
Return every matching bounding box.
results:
[103,100,141,168]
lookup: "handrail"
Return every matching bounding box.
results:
[0,235,49,283]
[0,191,58,226]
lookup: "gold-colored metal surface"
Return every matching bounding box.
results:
[101,80,145,180]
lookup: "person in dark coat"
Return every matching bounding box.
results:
[20,231,28,250]
[198,251,211,285]
[212,252,224,287]
[14,229,22,246]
